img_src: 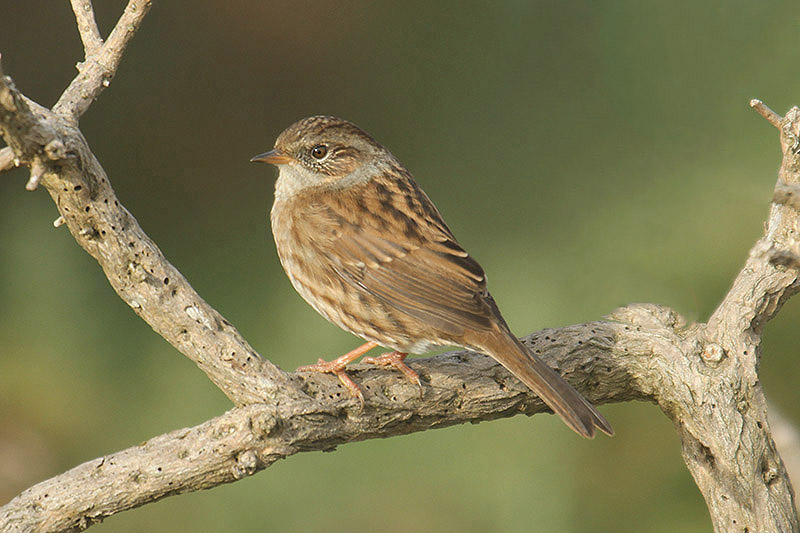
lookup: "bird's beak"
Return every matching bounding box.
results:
[250,149,293,165]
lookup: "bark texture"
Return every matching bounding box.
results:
[0,3,798,532]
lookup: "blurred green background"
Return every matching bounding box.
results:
[1,1,798,531]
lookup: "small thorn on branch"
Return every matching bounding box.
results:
[750,99,783,129]
[26,161,45,191]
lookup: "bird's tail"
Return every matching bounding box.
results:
[476,329,613,438]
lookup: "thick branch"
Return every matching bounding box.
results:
[0,320,640,532]
[1,300,796,532]
[681,106,800,532]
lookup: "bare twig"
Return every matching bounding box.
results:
[70,0,103,57]
[752,98,784,129]
[53,0,152,119]
[25,159,44,190]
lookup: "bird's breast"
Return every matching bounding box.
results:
[269,193,446,354]
[271,195,369,337]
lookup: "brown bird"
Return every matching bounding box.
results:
[251,116,612,438]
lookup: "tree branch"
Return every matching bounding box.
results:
[69,0,103,57]
[53,0,152,120]
[0,11,300,406]
[0,3,799,532]
[0,320,642,532]
[692,105,800,531]
[751,99,784,129]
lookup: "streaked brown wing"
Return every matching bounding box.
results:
[312,171,497,338]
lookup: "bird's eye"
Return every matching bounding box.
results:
[310,144,328,159]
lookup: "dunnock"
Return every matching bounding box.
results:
[251,116,612,438]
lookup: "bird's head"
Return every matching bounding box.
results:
[251,115,391,197]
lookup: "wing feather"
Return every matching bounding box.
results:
[307,171,496,337]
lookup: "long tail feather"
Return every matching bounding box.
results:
[477,330,613,438]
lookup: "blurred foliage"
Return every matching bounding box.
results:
[1,1,798,531]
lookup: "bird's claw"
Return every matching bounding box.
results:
[363,351,423,398]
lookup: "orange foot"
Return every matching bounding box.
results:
[296,343,423,402]
[363,351,422,396]
[296,341,378,404]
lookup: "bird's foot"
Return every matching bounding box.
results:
[363,351,422,397]
[296,341,378,405]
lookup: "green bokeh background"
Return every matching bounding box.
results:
[1,1,798,531]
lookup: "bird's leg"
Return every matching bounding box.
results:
[363,351,422,395]
[296,341,378,403]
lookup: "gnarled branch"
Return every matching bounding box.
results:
[0,2,798,532]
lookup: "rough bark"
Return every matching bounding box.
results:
[0,2,798,532]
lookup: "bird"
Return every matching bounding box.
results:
[250,115,612,438]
